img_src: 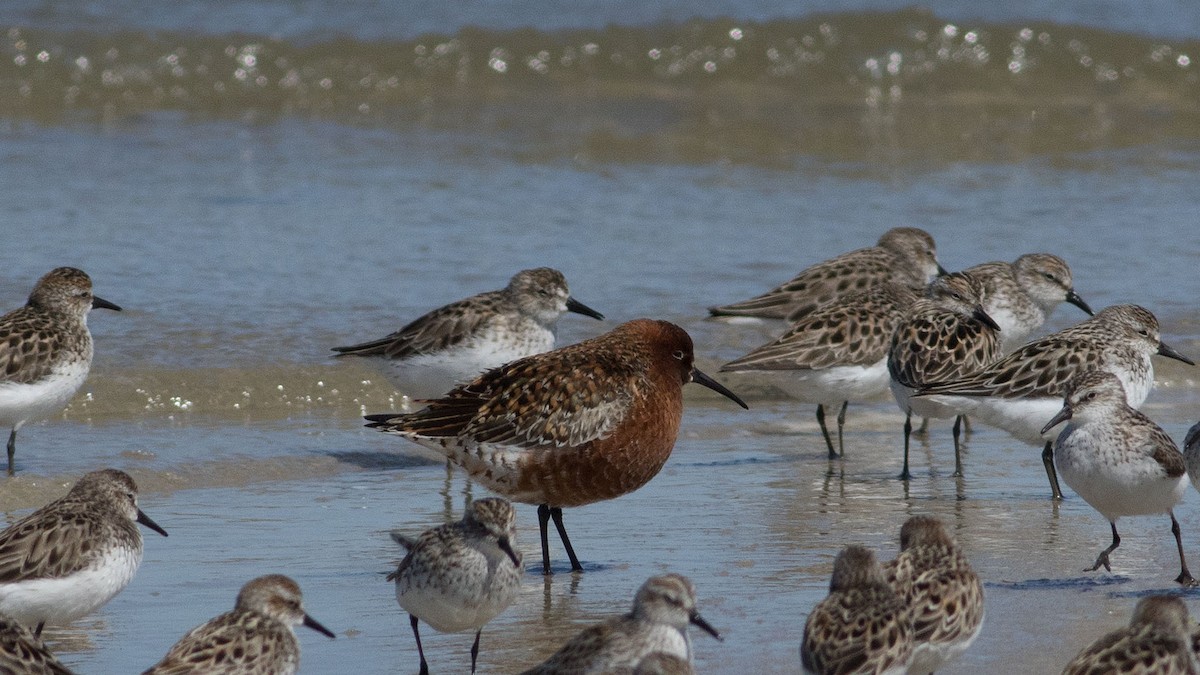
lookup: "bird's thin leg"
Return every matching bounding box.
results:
[1042,442,1063,501]
[470,629,482,673]
[836,401,848,458]
[1086,522,1120,572]
[537,504,552,576]
[816,405,837,459]
[1170,511,1196,586]
[900,412,913,480]
[550,507,583,572]
[952,415,964,477]
[410,614,429,675]
[6,429,15,476]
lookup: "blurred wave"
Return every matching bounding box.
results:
[3,10,1198,163]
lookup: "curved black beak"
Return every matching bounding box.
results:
[565,297,604,320]
[1158,341,1195,365]
[92,295,122,311]
[303,614,337,639]
[690,612,723,641]
[498,537,522,568]
[973,307,1001,333]
[1041,404,1073,436]
[936,262,949,276]
[690,368,748,409]
[1066,290,1094,316]
[136,509,169,537]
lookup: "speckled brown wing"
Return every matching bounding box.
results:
[887,306,1001,389]
[1061,625,1195,675]
[1132,410,1189,479]
[709,248,896,320]
[0,614,75,675]
[368,338,640,449]
[332,290,508,358]
[884,551,984,657]
[801,588,913,675]
[0,308,63,385]
[142,611,299,675]
[722,285,918,371]
[916,330,1111,399]
[520,621,614,674]
[0,507,101,582]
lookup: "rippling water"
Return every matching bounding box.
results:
[2,0,1200,673]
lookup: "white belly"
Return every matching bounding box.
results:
[395,551,522,633]
[769,359,891,405]
[0,544,141,627]
[965,396,1063,446]
[909,618,983,674]
[376,330,556,400]
[892,380,961,421]
[0,360,91,429]
[1055,426,1188,521]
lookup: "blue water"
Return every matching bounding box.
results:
[1,1,1199,673]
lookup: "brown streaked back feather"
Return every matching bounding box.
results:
[0,308,68,385]
[887,304,1001,389]
[711,247,900,319]
[141,608,299,675]
[332,290,509,358]
[367,323,653,448]
[916,306,1156,399]
[1062,596,1195,675]
[722,284,919,371]
[0,613,76,675]
[802,545,913,675]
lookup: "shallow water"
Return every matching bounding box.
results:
[3,0,1200,673]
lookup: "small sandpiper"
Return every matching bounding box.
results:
[367,318,747,575]
[708,227,944,321]
[0,468,167,634]
[0,267,121,474]
[520,573,721,674]
[801,545,913,675]
[962,253,1093,352]
[1062,595,1198,674]
[1046,370,1195,585]
[888,272,1002,479]
[333,267,603,400]
[883,516,984,673]
[721,282,919,458]
[142,574,334,675]
[388,497,522,674]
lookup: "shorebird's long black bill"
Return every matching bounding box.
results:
[136,509,169,537]
[936,262,950,276]
[498,537,523,568]
[973,307,1001,332]
[92,296,122,311]
[1066,290,1094,316]
[565,297,605,321]
[303,614,337,639]
[690,612,723,641]
[691,368,748,409]
[1158,341,1195,365]
[1041,406,1073,435]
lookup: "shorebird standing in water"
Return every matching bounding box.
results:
[367,318,748,574]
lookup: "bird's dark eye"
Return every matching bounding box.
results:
[1042,273,1055,281]
[1084,392,1096,401]
[672,350,685,361]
